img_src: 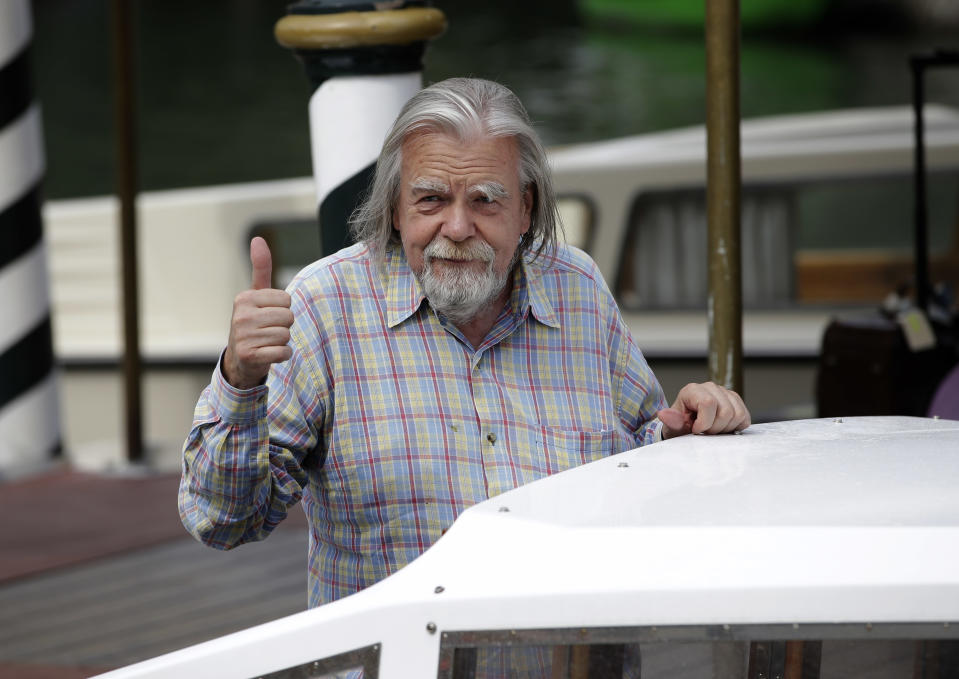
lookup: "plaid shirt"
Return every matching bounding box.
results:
[179,242,666,608]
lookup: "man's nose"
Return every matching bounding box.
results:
[439,201,475,241]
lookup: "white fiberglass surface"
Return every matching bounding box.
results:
[478,416,959,529]
[89,416,959,679]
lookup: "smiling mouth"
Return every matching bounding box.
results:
[426,257,490,280]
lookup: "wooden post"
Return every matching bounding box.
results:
[111,0,143,462]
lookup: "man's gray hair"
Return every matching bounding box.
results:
[349,77,559,260]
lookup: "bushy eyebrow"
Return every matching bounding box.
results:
[470,182,510,200]
[410,177,450,194]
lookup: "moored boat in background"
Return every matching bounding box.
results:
[44,103,959,468]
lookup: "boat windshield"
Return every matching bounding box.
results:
[251,624,959,678]
[435,624,958,678]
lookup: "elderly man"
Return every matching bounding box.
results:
[179,78,750,611]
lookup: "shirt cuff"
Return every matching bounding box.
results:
[208,350,269,425]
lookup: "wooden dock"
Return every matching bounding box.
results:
[0,469,309,678]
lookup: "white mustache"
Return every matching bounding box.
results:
[424,238,494,264]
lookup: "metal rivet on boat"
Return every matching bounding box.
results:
[617,461,629,468]
[498,506,510,513]
[434,585,445,594]
[833,418,843,424]
[426,622,437,634]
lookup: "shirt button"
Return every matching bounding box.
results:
[487,432,497,444]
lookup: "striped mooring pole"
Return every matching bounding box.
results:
[275,0,446,256]
[0,0,62,471]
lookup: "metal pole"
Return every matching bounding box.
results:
[705,0,743,394]
[111,0,143,462]
[910,49,959,314]
[275,1,446,256]
[911,56,930,313]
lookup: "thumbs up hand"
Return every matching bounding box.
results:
[223,237,295,390]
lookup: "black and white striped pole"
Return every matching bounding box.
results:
[0,0,61,472]
[275,1,446,256]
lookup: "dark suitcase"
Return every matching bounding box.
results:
[817,314,957,417]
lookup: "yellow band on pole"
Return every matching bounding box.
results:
[275,7,447,49]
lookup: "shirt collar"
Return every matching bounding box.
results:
[515,252,560,328]
[384,245,560,329]
[385,246,427,328]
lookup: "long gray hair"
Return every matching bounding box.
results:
[349,77,559,260]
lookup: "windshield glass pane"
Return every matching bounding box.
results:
[439,627,959,679]
[255,643,378,679]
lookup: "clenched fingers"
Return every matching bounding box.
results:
[658,382,751,439]
[224,289,295,390]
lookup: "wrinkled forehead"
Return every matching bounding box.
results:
[398,130,522,186]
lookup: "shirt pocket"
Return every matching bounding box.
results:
[535,425,619,475]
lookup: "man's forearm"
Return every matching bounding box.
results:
[178,370,308,549]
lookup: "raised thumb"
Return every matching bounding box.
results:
[250,236,273,290]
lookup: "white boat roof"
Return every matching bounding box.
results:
[549,104,959,174]
[96,416,959,679]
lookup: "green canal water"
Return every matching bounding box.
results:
[29,0,959,201]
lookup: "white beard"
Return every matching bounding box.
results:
[419,237,512,325]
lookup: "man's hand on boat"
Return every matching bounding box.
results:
[657,382,751,439]
[223,237,295,390]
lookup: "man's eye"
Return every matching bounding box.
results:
[419,195,440,203]
[475,195,494,204]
